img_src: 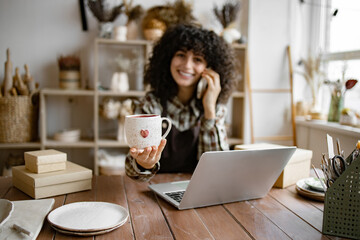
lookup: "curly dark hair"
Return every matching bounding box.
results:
[144,24,236,111]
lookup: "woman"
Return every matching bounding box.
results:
[125,24,236,181]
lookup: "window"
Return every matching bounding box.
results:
[319,0,360,112]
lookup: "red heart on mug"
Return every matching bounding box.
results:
[140,129,149,138]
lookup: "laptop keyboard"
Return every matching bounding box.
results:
[165,191,185,203]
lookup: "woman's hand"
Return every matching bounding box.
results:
[201,68,221,119]
[130,139,167,169]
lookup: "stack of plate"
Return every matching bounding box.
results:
[47,202,128,236]
[296,177,325,201]
[53,129,81,142]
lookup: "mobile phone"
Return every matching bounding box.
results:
[196,78,207,99]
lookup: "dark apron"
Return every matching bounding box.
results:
[159,112,200,173]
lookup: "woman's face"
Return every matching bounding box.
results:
[170,49,207,89]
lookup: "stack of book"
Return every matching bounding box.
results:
[12,149,92,199]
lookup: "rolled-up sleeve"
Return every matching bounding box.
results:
[125,153,160,182]
[198,104,229,159]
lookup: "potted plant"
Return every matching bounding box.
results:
[58,55,81,90]
[325,76,357,122]
[296,54,326,120]
[122,0,144,40]
[111,49,141,92]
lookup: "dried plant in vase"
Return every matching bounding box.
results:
[58,55,80,71]
[213,0,241,44]
[213,0,241,28]
[122,0,144,40]
[324,62,358,122]
[123,0,144,22]
[110,49,141,92]
[87,0,124,38]
[296,54,326,119]
[58,55,81,89]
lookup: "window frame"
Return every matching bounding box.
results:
[315,0,360,112]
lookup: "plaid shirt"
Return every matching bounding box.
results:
[125,92,229,181]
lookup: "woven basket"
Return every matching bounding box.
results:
[0,95,39,143]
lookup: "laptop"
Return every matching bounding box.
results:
[149,147,296,210]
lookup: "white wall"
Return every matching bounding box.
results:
[246,0,312,145]
[0,0,231,90]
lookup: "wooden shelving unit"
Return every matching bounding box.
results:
[1,37,249,175]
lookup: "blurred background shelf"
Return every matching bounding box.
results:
[0,142,41,149]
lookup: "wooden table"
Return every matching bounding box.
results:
[0,174,344,240]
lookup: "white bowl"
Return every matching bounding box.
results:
[0,199,14,227]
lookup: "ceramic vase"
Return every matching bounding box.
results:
[102,99,121,120]
[99,22,113,39]
[110,72,129,92]
[113,26,127,41]
[126,21,138,40]
[59,70,80,89]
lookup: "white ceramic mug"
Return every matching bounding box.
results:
[124,114,172,149]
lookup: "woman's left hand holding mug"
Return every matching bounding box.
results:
[125,114,172,169]
[130,139,167,169]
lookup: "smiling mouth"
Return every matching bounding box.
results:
[178,71,194,78]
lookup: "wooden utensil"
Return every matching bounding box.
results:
[24,64,35,93]
[3,48,13,96]
[14,67,29,95]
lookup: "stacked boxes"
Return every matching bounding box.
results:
[25,149,66,173]
[12,149,92,199]
[234,143,313,188]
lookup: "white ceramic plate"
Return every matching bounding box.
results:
[296,178,325,196]
[50,223,121,236]
[304,177,325,192]
[295,186,324,202]
[54,129,81,142]
[47,202,128,232]
[0,199,13,227]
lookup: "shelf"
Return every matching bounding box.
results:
[44,139,95,148]
[98,90,146,97]
[96,38,151,46]
[98,139,128,148]
[232,91,245,98]
[0,142,41,149]
[232,43,247,50]
[42,88,95,96]
[295,117,360,138]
